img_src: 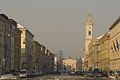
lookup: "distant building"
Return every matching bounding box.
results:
[33,41,43,71]
[54,56,57,71]
[59,50,63,60]
[49,52,54,72]
[76,58,83,71]
[57,50,63,73]
[63,59,77,72]
[54,53,58,57]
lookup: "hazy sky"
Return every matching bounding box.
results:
[0,0,120,59]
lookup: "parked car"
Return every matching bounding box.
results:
[93,68,102,77]
[86,71,94,77]
[28,69,36,77]
[101,71,108,77]
[76,71,84,75]
[116,70,120,76]
[69,71,75,75]
[109,70,115,76]
[19,69,28,78]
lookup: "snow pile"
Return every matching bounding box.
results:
[0,74,18,79]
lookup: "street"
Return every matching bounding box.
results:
[16,74,109,80]
[0,1,120,80]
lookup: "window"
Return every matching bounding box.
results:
[88,31,91,35]
[23,41,25,44]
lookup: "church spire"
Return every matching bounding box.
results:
[87,8,93,24]
[85,9,93,54]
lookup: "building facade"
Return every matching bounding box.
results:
[9,19,21,72]
[33,41,42,71]
[98,33,110,71]
[87,33,110,71]
[14,27,21,72]
[17,24,34,70]
[88,39,99,71]
[0,14,6,74]
[63,59,77,72]
[0,13,55,75]
[0,14,17,73]
[109,16,120,71]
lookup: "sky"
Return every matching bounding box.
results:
[0,0,120,59]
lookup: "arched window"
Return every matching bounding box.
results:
[88,31,91,35]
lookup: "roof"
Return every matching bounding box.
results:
[86,8,93,24]
[96,34,104,39]
[0,14,8,20]
[109,16,120,30]
[9,19,17,27]
[17,23,34,37]
[17,23,25,28]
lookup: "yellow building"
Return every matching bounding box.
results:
[54,56,57,71]
[88,39,99,71]
[109,16,120,71]
[98,32,110,71]
[88,33,110,71]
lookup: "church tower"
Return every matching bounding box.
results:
[85,9,93,54]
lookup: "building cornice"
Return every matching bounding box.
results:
[109,16,120,30]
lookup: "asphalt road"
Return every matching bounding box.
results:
[17,75,110,80]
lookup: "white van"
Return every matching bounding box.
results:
[19,69,28,78]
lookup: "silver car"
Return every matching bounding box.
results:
[19,70,28,78]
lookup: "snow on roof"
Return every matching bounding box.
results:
[107,31,110,34]
[17,23,25,29]
[96,34,104,39]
